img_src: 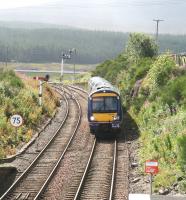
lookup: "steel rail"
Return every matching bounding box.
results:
[73,138,96,200]
[69,84,128,199]
[68,84,118,199]
[109,140,117,200]
[34,85,82,199]
[65,85,88,101]
[73,139,117,200]
[0,86,69,200]
[67,84,89,95]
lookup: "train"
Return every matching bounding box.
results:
[88,76,123,135]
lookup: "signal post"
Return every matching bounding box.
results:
[33,75,49,106]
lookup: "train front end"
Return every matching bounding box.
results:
[88,91,122,133]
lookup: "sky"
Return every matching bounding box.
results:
[0,0,185,34]
[0,0,185,8]
[0,0,52,9]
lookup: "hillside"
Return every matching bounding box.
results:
[93,33,186,194]
[0,22,186,64]
[0,25,128,64]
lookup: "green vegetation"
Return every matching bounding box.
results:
[0,23,186,64]
[93,32,186,192]
[126,33,157,62]
[0,70,59,159]
[0,26,128,64]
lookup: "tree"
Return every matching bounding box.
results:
[126,33,158,63]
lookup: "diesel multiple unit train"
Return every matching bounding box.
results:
[88,76,123,134]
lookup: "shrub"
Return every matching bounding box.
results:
[0,70,58,158]
[92,54,129,83]
[160,75,186,107]
[177,133,186,171]
[126,32,157,63]
[141,54,176,98]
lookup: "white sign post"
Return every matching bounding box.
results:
[10,114,23,140]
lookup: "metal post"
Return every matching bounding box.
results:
[61,57,64,81]
[153,19,164,43]
[74,63,75,81]
[150,173,153,195]
[39,80,42,106]
[15,127,18,141]
[60,49,76,82]
[5,46,8,67]
[74,49,77,81]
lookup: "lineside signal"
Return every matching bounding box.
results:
[33,74,50,81]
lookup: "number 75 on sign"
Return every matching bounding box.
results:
[10,114,23,127]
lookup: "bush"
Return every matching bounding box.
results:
[0,70,24,88]
[92,54,129,83]
[160,75,186,107]
[141,54,176,98]
[116,57,153,110]
[177,133,186,171]
[126,33,157,62]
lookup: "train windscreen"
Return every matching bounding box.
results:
[92,96,118,112]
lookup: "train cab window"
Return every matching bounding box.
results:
[92,97,104,112]
[92,96,118,112]
[105,97,117,111]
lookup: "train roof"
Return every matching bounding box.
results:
[88,76,120,96]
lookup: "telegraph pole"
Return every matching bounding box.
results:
[153,19,164,43]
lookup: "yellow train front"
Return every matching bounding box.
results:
[88,77,122,135]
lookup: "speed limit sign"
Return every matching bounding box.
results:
[10,114,23,127]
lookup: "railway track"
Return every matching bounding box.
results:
[113,138,129,200]
[38,84,94,199]
[0,85,82,200]
[66,84,129,200]
[74,139,117,200]
[1,83,129,200]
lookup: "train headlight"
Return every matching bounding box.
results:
[90,116,95,121]
[113,115,120,120]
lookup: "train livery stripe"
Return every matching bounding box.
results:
[92,93,118,97]
[93,113,117,121]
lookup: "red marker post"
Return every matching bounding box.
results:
[145,160,159,195]
[33,75,49,106]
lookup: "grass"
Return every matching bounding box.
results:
[0,70,59,159]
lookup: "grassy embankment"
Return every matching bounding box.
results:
[92,33,186,193]
[0,69,59,159]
